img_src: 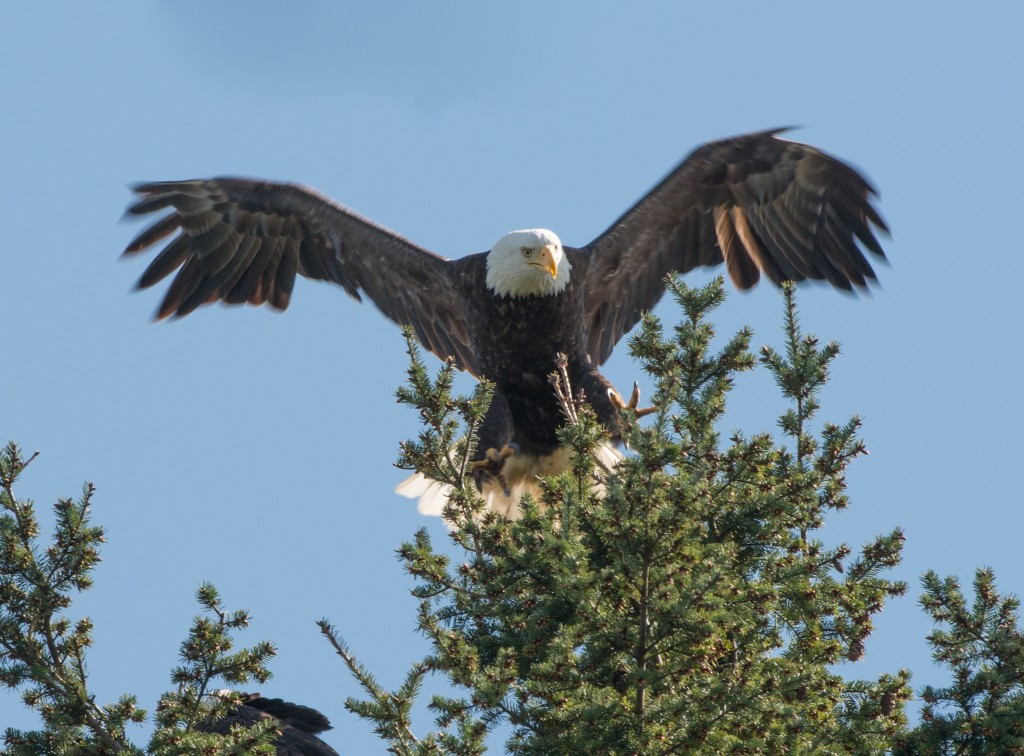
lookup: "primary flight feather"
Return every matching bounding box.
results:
[123,129,887,516]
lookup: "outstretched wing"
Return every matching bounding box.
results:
[571,129,888,365]
[123,178,479,373]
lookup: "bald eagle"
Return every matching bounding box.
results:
[123,129,886,517]
[197,693,337,755]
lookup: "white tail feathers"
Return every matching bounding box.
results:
[393,474,455,518]
[395,443,624,522]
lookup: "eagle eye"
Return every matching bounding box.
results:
[521,247,533,257]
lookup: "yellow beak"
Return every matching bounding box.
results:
[537,244,558,279]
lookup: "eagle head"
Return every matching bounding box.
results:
[485,228,571,298]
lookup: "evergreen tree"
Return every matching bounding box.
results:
[894,569,1024,754]
[0,443,278,754]
[326,279,911,753]
[5,278,1024,754]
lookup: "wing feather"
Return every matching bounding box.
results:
[124,178,479,374]
[749,209,811,281]
[171,231,245,316]
[273,237,299,309]
[219,235,261,303]
[715,206,759,289]
[572,129,888,364]
[125,213,181,253]
[157,255,204,319]
[137,233,191,289]
[226,234,275,305]
[190,223,238,272]
[259,235,284,308]
[745,207,815,281]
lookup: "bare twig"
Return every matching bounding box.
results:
[549,353,586,425]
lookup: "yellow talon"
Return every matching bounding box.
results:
[470,445,517,497]
[610,382,656,418]
[470,444,516,471]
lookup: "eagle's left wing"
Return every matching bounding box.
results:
[570,129,888,366]
[123,178,480,374]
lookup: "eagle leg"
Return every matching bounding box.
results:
[610,382,657,418]
[470,444,517,496]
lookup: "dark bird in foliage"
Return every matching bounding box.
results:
[123,129,887,516]
[197,693,337,755]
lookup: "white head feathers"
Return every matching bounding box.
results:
[485,229,571,298]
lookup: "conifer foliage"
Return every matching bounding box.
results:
[4,279,1024,753]
[0,444,279,754]
[894,569,1024,753]
[326,280,911,753]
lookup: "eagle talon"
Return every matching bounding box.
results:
[611,382,656,418]
[470,444,517,496]
[470,444,517,471]
[495,473,511,498]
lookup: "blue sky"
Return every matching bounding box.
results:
[3,2,1023,750]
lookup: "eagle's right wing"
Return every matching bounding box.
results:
[124,178,479,375]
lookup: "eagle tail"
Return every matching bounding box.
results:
[395,443,623,523]
[394,474,454,518]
